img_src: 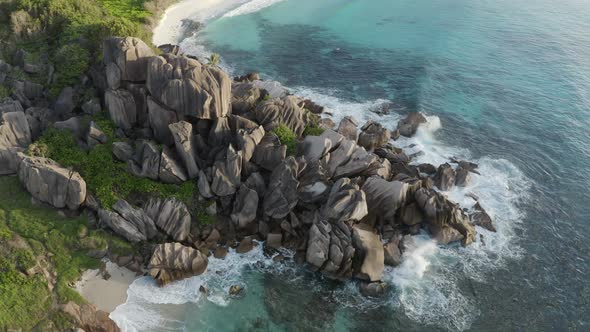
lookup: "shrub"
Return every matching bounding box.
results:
[303,125,324,137]
[273,124,297,155]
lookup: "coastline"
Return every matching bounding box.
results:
[75,260,139,313]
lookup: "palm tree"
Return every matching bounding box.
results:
[207,53,220,66]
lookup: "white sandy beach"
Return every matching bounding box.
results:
[152,0,246,46]
[75,261,138,313]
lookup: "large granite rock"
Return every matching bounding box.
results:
[0,98,24,114]
[236,125,265,163]
[169,121,199,178]
[105,89,137,130]
[397,112,427,137]
[322,178,368,223]
[103,37,155,83]
[99,199,158,243]
[263,157,300,219]
[147,54,231,119]
[352,224,384,282]
[0,111,31,175]
[337,116,359,142]
[361,177,409,221]
[148,242,208,286]
[252,133,286,171]
[17,154,86,210]
[434,163,456,191]
[231,82,262,114]
[358,120,391,151]
[211,146,242,196]
[231,185,259,229]
[159,146,188,184]
[306,220,356,280]
[147,97,178,146]
[254,96,306,136]
[299,136,332,163]
[415,188,476,246]
[144,197,191,242]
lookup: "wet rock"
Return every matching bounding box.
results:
[417,163,437,175]
[214,246,228,259]
[148,242,208,286]
[17,154,86,210]
[144,197,191,242]
[400,202,423,226]
[236,237,254,254]
[263,157,300,219]
[229,285,244,296]
[254,96,306,136]
[105,89,137,130]
[352,224,384,282]
[470,202,496,232]
[358,120,391,151]
[337,116,359,142]
[169,121,199,178]
[359,281,388,297]
[383,234,402,267]
[147,54,231,119]
[266,233,282,249]
[397,112,427,137]
[434,163,456,191]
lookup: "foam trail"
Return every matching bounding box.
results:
[223,0,287,17]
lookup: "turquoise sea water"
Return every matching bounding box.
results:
[112,0,590,330]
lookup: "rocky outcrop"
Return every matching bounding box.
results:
[169,121,199,178]
[397,112,426,137]
[236,125,265,163]
[263,157,301,219]
[358,120,390,151]
[231,82,262,114]
[361,177,409,221]
[254,96,306,136]
[470,202,496,232]
[158,146,188,184]
[0,110,31,175]
[231,185,259,229]
[147,54,231,119]
[99,199,158,243]
[337,116,359,142]
[434,163,456,191]
[148,242,208,285]
[352,224,384,282]
[62,302,120,332]
[17,154,86,210]
[306,220,355,280]
[322,178,368,222]
[103,37,155,83]
[211,146,242,196]
[415,188,476,246]
[105,89,137,130]
[147,97,178,146]
[144,197,191,242]
[252,133,286,171]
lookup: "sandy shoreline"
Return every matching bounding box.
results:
[152,0,246,46]
[75,261,139,313]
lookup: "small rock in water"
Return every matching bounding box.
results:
[199,285,209,295]
[229,285,244,297]
[214,246,228,259]
[236,237,254,254]
[359,281,388,297]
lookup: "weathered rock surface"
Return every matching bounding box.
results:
[169,121,199,178]
[337,116,359,142]
[147,97,178,145]
[361,177,409,221]
[144,197,191,242]
[211,146,242,196]
[383,234,402,267]
[0,111,31,175]
[306,220,355,280]
[470,202,496,232]
[62,302,120,332]
[231,185,259,229]
[323,178,368,222]
[112,141,133,162]
[252,133,286,171]
[147,54,231,119]
[103,37,155,83]
[434,163,456,191]
[254,96,306,136]
[397,112,427,137]
[236,125,265,163]
[358,120,390,151]
[299,135,332,163]
[231,82,262,114]
[352,224,384,282]
[263,157,300,219]
[17,154,86,210]
[148,242,208,286]
[99,199,158,243]
[105,89,137,130]
[158,146,188,184]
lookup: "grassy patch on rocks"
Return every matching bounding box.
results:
[30,113,197,209]
[273,123,298,155]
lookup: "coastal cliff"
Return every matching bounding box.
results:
[0,1,495,331]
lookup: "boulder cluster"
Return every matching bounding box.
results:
[0,37,496,293]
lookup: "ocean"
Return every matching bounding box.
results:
[111,0,590,330]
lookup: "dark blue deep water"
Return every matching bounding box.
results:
[112,0,590,330]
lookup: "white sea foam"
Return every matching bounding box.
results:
[223,0,287,18]
[110,244,287,331]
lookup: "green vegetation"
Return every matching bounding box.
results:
[303,124,324,137]
[273,123,298,155]
[207,53,221,66]
[0,176,135,330]
[0,85,10,99]
[31,113,196,209]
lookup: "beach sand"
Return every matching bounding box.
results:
[75,261,139,313]
[152,0,244,46]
